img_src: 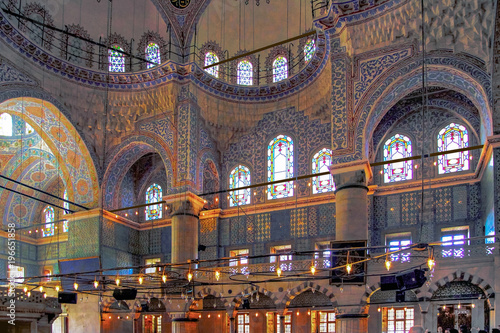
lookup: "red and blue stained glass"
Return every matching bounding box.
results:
[63,190,69,232]
[146,42,161,69]
[237,60,253,85]
[312,148,335,194]
[437,123,469,174]
[204,52,219,78]
[146,184,162,220]
[42,206,55,237]
[383,134,413,183]
[273,56,288,82]
[229,165,251,207]
[268,135,294,199]
[304,39,316,63]
[108,46,125,72]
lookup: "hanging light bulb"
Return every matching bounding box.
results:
[310,264,316,275]
[23,287,28,293]
[55,285,60,292]
[115,276,120,286]
[138,276,144,285]
[378,307,381,312]
[94,279,99,289]
[215,270,221,281]
[73,282,79,290]
[187,272,193,282]
[458,303,461,309]
[276,267,282,277]
[385,256,391,271]
[442,305,446,310]
[162,273,167,283]
[428,248,435,270]
[346,251,352,274]
[39,286,43,293]
[27,291,31,297]
[43,292,47,299]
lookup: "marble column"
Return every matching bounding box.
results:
[330,161,371,241]
[166,192,205,267]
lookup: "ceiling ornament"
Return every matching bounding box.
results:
[244,0,270,5]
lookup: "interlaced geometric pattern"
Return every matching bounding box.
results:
[267,135,294,199]
[42,206,54,237]
[312,148,335,194]
[229,165,251,206]
[204,52,219,78]
[145,42,161,69]
[387,238,411,262]
[272,56,288,82]
[383,134,413,183]
[441,232,467,258]
[108,45,125,72]
[304,39,316,63]
[437,123,469,174]
[145,184,162,220]
[237,60,253,85]
[0,113,12,136]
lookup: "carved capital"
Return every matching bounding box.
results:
[330,160,372,191]
[165,192,205,217]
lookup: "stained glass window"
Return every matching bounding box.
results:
[63,190,69,232]
[273,56,288,82]
[267,135,294,199]
[108,45,125,72]
[145,184,162,220]
[304,39,316,63]
[0,113,12,136]
[42,206,55,237]
[437,123,469,174]
[229,165,251,207]
[25,122,34,135]
[204,51,219,78]
[312,148,335,194]
[146,42,161,69]
[237,60,253,85]
[383,134,413,183]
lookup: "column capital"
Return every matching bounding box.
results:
[164,192,206,217]
[330,160,372,191]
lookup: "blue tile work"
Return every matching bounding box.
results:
[200,218,218,246]
[330,37,348,152]
[161,227,172,257]
[218,203,336,259]
[176,102,199,187]
[67,216,99,258]
[139,118,175,152]
[221,107,331,205]
[371,184,482,246]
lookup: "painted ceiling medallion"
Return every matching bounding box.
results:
[170,0,191,9]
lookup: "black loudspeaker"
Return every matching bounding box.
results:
[58,292,77,304]
[396,269,426,291]
[113,288,137,301]
[395,290,405,302]
[380,274,399,291]
[242,299,250,309]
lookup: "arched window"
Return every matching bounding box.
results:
[237,60,253,85]
[0,113,13,136]
[108,46,125,72]
[42,206,55,237]
[146,42,161,68]
[63,190,69,232]
[25,122,34,135]
[204,52,219,78]
[437,123,469,174]
[229,165,251,207]
[145,184,162,220]
[267,135,294,199]
[383,134,413,183]
[304,39,316,63]
[312,148,335,194]
[272,56,288,82]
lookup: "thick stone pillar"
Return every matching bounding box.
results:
[166,192,205,266]
[330,161,371,241]
[335,314,369,333]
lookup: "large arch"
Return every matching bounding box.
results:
[282,282,338,310]
[0,97,99,223]
[356,54,491,161]
[102,134,175,209]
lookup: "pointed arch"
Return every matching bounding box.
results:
[267,134,294,199]
[437,123,469,174]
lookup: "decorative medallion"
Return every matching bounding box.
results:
[170,0,190,9]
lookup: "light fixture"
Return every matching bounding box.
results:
[215,270,221,281]
[139,276,144,285]
[55,285,60,292]
[458,303,461,309]
[472,304,475,308]
[162,273,167,283]
[43,292,47,298]
[115,276,120,286]
[218,314,221,318]
[346,251,352,274]
[23,287,28,293]
[94,278,99,289]
[442,305,446,310]
[187,271,193,282]
[276,267,282,277]
[427,247,435,271]
[310,264,316,275]
[378,307,381,312]
[208,314,211,318]
[39,286,43,293]
[27,291,31,297]
[385,255,391,271]
[74,282,79,290]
